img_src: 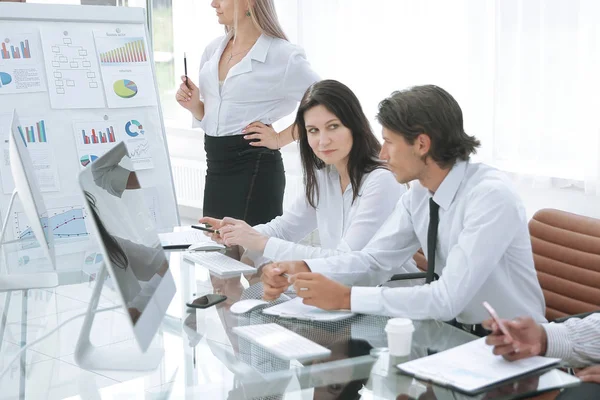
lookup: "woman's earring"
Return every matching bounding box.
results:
[246,10,251,17]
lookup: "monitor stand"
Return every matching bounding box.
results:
[74,263,164,372]
[0,189,58,291]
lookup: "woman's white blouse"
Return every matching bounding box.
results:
[193,32,320,136]
[251,167,406,262]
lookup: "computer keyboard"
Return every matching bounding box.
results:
[233,323,331,361]
[182,251,257,276]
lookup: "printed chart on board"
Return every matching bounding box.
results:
[9,195,92,271]
[93,28,157,108]
[0,30,46,94]
[0,112,60,194]
[73,115,154,170]
[40,27,105,109]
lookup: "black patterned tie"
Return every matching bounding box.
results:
[426,198,440,284]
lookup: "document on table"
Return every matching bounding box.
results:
[397,337,561,395]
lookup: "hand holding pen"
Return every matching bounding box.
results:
[197,217,225,243]
[184,52,190,89]
[176,52,201,112]
[191,224,220,235]
[261,261,310,300]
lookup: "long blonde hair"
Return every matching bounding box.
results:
[226,0,288,41]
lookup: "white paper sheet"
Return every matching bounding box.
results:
[73,115,154,171]
[397,337,560,393]
[0,113,60,193]
[93,28,157,108]
[0,30,47,94]
[158,229,214,248]
[40,27,105,109]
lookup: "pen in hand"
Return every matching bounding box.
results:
[183,52,190,89]
[191,224,220,235]
[279,272,304,291]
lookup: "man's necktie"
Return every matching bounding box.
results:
[426,198,440,284]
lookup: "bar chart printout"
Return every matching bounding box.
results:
[0,115,60,194]
[0,32,46,94]
[81,126,116,145]
[1,39,32,60]
[98,38,147,64]
[73,120,119,169]
[93,30,157,108]
[17,120,47,143]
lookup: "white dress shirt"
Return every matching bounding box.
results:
[306,160,547,324]
[544,313,600,367]
[193,32,320,136]
[248,167,407,264]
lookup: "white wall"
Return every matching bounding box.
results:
[515,182,600,220]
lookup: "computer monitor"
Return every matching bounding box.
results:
[0,110,57,291]
[75,142,176,371]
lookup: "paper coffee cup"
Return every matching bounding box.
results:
[385,318,414,356]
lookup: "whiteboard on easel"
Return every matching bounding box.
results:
[0,3,179,271]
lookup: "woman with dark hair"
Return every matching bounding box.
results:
[199,80,405,263]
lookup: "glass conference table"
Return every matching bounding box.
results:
[0,244,577,400]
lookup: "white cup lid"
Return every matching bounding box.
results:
[386,318,413,328]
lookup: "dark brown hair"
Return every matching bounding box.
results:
[296,80,383,208]
[376,85,480,168]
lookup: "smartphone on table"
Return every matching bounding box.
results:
[483,301,513,340]
[186,294,227,309]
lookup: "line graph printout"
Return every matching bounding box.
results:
[94,29,156,108]
[40,27,105,108]
[0,30,46,94]
[12,195,91,256]
[120,116,153,169]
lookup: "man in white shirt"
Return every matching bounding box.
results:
[261,85,546,333]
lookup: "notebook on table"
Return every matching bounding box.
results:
[397,337,562,395]
[262,297,355,322]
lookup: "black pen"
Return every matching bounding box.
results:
[191,224,220,235]
[184,52,190,89]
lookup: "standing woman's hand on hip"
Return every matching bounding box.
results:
[243,122,280,150]
[176,76,202,114]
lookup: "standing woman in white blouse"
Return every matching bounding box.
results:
[200,80,406,263]
[176,0,319,226]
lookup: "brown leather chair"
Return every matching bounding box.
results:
[529,208,600,321]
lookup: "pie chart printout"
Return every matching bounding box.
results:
[113,79,138,99]
[125,119,144,137]
[0,71,12,86]
[80,154,99,167]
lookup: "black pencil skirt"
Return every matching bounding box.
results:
[203,134,285,226]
